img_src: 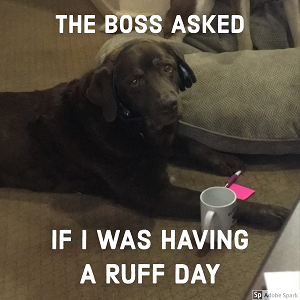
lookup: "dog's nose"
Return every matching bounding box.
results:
[161,94,178,112]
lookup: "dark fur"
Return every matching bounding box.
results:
[0,40,289,229]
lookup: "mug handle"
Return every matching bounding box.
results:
[203,210,215,231]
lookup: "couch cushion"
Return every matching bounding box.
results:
[179,48,300,154]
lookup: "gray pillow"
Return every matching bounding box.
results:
[97,34,300,155]
[179,49,300,154]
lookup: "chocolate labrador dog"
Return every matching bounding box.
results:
[0,39,289,230]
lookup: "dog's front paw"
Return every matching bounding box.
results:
[257,204,290,231]
[237,201,290,231]
[211,153,246,176]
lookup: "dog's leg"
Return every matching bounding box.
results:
[284,0,300,47]
[154,184,289,230]
[96,162,289,230]
[172,135,246,176]
[164,0,197,40]
[231,0,253,50]
[235,200,289,231]
[166,0,215,41]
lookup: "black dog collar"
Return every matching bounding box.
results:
[112,72,146,138]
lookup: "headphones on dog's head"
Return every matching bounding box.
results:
[176,56,196,91]
[112,41,196,122]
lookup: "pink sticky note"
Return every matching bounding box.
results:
[229,183,255,200]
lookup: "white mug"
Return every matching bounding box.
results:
[200,186,237,243]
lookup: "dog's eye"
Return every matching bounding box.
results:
[164,65,173,73]
[131,78,139,88]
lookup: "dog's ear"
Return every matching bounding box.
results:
[162,43,196,91]
[86,61,117,122]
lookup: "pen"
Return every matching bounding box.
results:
[225,170,242,188]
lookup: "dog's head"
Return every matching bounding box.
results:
[86,40,196,132]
